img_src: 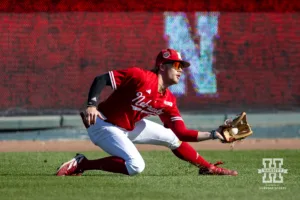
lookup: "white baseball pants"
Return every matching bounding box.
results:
[87,117,181,175]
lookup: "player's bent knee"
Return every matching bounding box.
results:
[125,157,145,176]
[168,138,181,150]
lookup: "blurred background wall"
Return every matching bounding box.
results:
[1,1,299,116]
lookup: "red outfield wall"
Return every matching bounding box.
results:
[1,3,300,114]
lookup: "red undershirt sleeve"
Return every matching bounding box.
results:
[159,104,198,142]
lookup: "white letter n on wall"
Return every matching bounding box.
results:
[164,12,219,96]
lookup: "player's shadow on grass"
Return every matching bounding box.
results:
[0,174,205,177]
[80,173,197,177]
[0,173,58,176]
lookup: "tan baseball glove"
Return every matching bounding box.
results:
[219,112,253,143]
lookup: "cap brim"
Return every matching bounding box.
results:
[179,60,190,68]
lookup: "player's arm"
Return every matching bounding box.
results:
[164,119,223,142]
[87,73,112,107]
[160,107,224,142]
[83,73,112,126]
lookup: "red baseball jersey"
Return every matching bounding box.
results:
[98,67,180,130]
[98,67,198,141]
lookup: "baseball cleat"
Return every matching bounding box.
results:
[199,161,238,176]
[56,153,86,176]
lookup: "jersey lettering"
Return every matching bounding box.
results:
[132,92,164,115]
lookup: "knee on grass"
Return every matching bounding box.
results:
[126,157,145,176]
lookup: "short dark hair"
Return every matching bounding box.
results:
[151,62,173,74]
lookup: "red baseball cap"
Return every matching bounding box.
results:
[155,48,190,68]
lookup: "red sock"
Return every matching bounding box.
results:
[80,156,129,175]
[172,142,211,168]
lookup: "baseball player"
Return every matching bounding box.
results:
[56,49,238,176]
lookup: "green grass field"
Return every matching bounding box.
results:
[0,150,299,200]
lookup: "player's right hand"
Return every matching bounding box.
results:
[84,106,104,126]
